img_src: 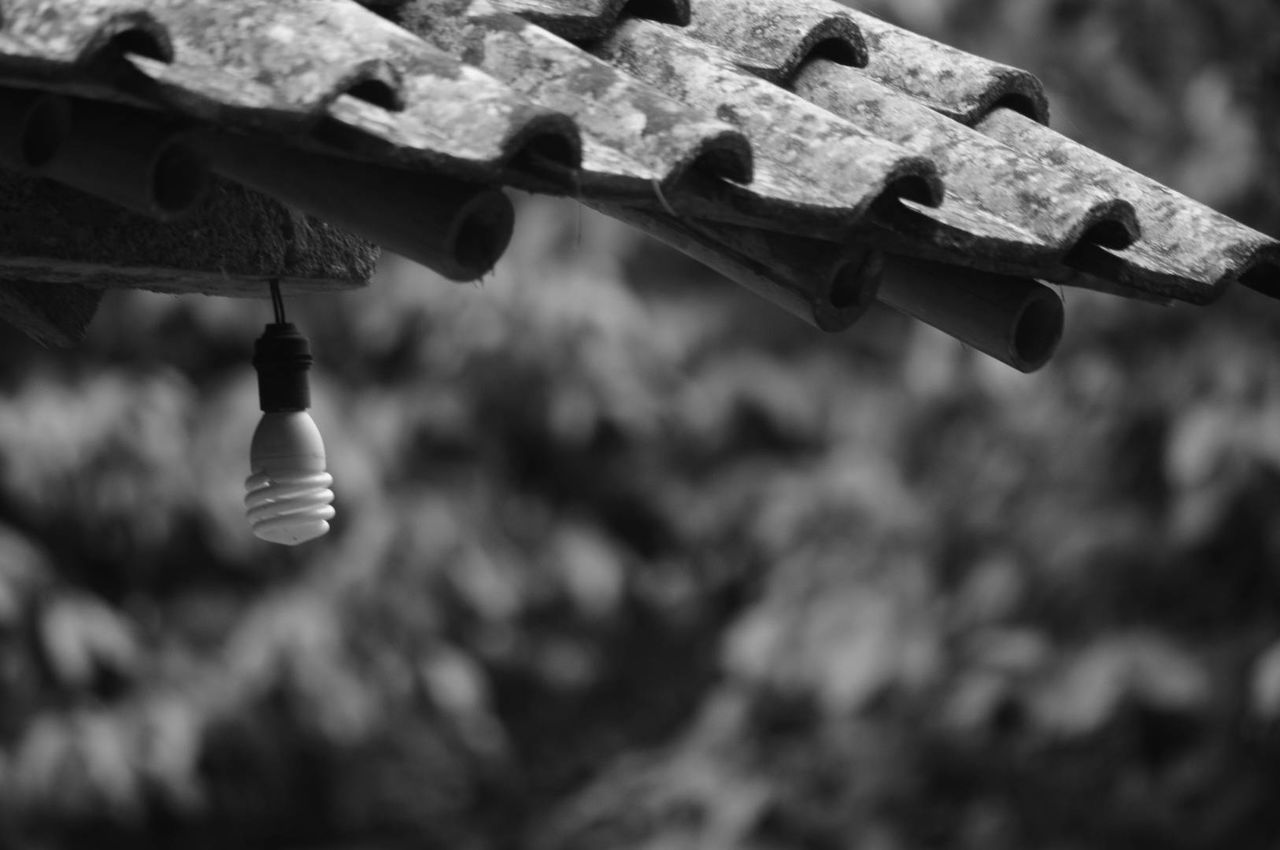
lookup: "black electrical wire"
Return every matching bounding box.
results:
[269,278,287,324]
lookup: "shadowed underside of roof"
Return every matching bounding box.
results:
[0,0,1274,364]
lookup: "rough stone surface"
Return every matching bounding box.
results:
[844,4,1050,125]
[0,280,104,347]
[0,172,378,296]
[794,59,1137,272]
[683,0,866,83]
[0,0,172,67]
[592,19,941,235]
[979,107,1280,302]
[0,0,583,181]
[140,0,581,178]
[399,0,751,197]
[490,0,689,41]
[139,0,407,114]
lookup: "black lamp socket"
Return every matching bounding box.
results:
[253,322,313,412]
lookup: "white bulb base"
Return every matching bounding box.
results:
[245,410,335,546]
[245,469,335,545]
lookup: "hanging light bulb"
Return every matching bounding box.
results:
[244,285,335,545]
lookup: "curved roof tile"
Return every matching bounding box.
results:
[0,0,1274,365]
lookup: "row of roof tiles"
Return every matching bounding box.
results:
[0,0,1276,359]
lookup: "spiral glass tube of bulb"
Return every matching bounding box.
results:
[245,410,335,545]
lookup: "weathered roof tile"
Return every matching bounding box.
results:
[979,107,1280,302]
[0,0,1275,366]
[845,4,1049,124]
[140,0,408,115]
[792,58,1138,273]
[592,18,942,233]
[489,0,688,40]
[0,0,172,67]
[401,0,751,195]
[596,199,879,331]
[682,0,866,83]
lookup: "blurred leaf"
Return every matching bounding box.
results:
[1251,641,1280,720]
[37,594,138,691]
[552,524,626,620]
[1032,635,1209,737]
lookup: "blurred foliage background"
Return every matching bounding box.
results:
[3,1,1280,847]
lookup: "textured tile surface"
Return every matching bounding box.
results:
[0,0,1274,327]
